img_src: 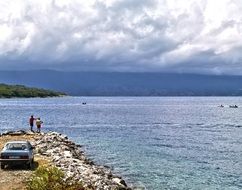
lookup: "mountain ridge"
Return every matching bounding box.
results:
[0,70,242,96]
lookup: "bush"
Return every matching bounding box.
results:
[26,166,85,190]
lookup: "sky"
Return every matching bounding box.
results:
[0,0,242,74]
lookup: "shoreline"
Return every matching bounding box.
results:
[0,95,67,99]
[0,130,132,190]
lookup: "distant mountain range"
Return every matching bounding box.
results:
[0,70,242,96]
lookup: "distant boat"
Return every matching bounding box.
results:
[218,105,224,108]
[229,105,238,108]
[82,102,86,105]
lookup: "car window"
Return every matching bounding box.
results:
[6,143,28,150]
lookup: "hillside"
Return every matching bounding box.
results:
[1,70,242,96]
[0,83,65,98]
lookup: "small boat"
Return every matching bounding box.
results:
[229,105,238,108]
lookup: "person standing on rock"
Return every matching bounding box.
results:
[36,117,43,133]
[29,115,36,132]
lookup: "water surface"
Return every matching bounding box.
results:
[0,97,242,189]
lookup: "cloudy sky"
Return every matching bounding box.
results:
[0,0,242,74]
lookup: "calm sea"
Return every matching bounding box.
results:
[1,97,242,190]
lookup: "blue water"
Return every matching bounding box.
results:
[1,97,242,189]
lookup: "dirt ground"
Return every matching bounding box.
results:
[0,134,50,190]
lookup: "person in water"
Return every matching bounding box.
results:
[29,115,36,132]
[36,118,43,133]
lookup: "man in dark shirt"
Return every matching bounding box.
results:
[29,115,35,132]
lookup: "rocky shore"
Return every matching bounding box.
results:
[0,130,131,190]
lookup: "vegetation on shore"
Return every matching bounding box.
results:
[0,83,66,98]
[26,166,85,190]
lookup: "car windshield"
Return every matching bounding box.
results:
[6,143,28,150]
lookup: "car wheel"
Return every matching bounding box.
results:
[1,163,5,169]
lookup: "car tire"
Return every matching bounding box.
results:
[1,163,5,169]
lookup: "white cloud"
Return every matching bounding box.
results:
[0,0,242,74]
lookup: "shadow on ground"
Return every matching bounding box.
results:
[2,161,39,171]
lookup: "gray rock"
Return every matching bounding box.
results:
[2,130,27,136]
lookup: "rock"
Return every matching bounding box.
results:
[2,130,27,136]
[112,177,128,187]
[63,151,72,158]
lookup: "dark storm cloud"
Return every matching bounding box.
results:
[0,0,242,74]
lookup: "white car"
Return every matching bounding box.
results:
[0,141,34,169]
